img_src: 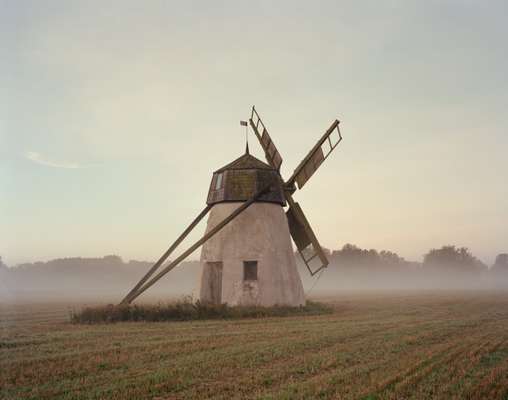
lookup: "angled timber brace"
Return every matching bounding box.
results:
[120,184,272,305]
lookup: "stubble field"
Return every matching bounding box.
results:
[1,291,508,399]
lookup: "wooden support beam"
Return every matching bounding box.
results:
[125,185,271,304]
[120,205,212,305]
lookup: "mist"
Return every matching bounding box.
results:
[2,245,507,305]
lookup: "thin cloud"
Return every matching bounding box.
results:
[25,151,84,169]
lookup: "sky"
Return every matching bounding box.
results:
[1,0,507,266]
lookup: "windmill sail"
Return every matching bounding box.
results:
[288,119,342,189]
[249,106,283,171]
[285,194,329,275]
[248,106,339,276]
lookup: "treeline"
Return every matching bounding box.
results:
[1,245,507,301]
[326,244,506,271]
[298,244,508,290]
[0,255,201,302]
[301,243,508,273]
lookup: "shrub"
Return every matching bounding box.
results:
[71,299,332,324]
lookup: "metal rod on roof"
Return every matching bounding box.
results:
[241,120,249,154]
[119,205,212,305]
[125,184,272,304]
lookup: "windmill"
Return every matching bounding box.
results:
[120,106,342,306]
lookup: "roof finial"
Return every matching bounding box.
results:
[240,120,249,154]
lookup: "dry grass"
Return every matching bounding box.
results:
[1,291,508,399]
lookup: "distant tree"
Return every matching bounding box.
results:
[332,244,379,263]
[379,250,405,265]
[103,255,123,265]
[0,257,8,280]
[321,247,332,257]
[331,243,360,263]
[329,244,412,276]
[423,246,486,273]
[341,244,359,253]
[492,254,508,272]
[331,244,376,266]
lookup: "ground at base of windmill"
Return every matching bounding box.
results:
[70,299,332,324]
[2,291,508,400]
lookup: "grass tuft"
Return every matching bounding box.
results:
[71,299,332,324]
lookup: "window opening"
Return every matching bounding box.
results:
[215,173,223,190]
[243,261,258,281]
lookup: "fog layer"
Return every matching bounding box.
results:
[2,245,507,303]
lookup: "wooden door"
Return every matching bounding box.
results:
[206,262,223,304]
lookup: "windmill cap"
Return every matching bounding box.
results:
[207,152,285,206]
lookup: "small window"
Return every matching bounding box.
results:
[243,261,258,281]
[215,173,223,190]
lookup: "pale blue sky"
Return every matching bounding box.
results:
[1,0,507,265]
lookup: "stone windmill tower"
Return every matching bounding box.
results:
[199,148,305,306]
[120,107,342,306]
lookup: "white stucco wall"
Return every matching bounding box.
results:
[198,202,305,307]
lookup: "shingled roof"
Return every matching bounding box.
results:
[207,151,285,206]
[214,153,273,173]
